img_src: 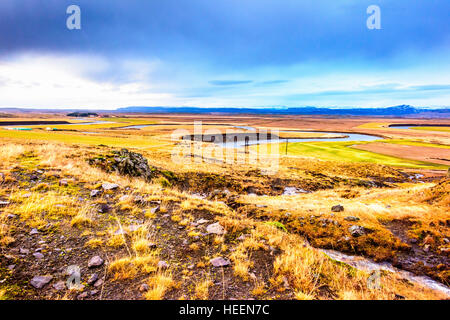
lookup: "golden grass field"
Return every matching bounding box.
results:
[0,114,449,300]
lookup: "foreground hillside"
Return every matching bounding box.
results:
[0,138,448,300]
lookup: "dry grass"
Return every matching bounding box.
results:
[0,126,447,300]
[144,272,175,300]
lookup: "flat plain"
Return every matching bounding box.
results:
[0,113,449,300]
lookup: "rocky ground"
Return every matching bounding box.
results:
[0,144,448,300]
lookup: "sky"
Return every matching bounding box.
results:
[0,0,449,109]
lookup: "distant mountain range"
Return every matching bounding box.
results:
[116,105,450,117]
[0,105,449,117]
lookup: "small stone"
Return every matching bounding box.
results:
[134,195,145,204]
[30,275,53,289]
[87,273,99,285]
[59,179,68,186]
[150,206,160,214]
[88,256,104,268]
[331,205,344,212]
[90,190,101,197]
[206,222,225,235]
[139,284,149,292]
[157,261,169,269]
[7,214,17,219]
[0,201,10,206]
[114,229,127,236]
[102,183,119,191]
[344,216,360,222]
[443,238,450,244]
[53,281,66,291]
[98,204,110,213]
[33,252,44,259]
[93,279,103,287]
[30,228,39,235]
[348,225,365,237]
[196,219,209,225]
[90,290,99,296]
[77,292,88,300]
[423,244,430,252]
[210,257,231,267]
[20,248,30,254]
[7,264,15,270]
[119,195,130,202]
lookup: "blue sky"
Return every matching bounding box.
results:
[0,0,449,109]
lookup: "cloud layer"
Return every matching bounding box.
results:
[0,0,449,108]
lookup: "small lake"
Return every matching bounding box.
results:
[389,124,450,130]
[211,127,383,148]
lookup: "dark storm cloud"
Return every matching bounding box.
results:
[0,0,449,68]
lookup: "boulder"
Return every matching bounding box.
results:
[90,190,101,197]
[88,256,104,268]
[344,216,360,222]
[210,257,231,267]
[30,275,53,289]
[206,222,225,235]
[331,205,344,212]
[102,183,119,191]
[348,225,365,237]
[88,149,155,181]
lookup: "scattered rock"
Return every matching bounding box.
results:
[20,248,30,254]
[7,214,17,219]
[89,149,155,181]
[0,201,10,206]
[90,290,99,296]
[7,265,15,270]
[150,206,160,214]
[53,281,66,291]
[90,190,101,197]
[98,204,110,213]
[102,183,119,191]
[348,225,365,237]
[119,195,130,202]
[88,256,104,268]
[59,179,68,186]
[331,205,344,212]
[139,284,149,292]
[77,292,89,300]
[196,219,209,225]
[30,275,53,289]
[443,238,450,244]
[157,261,169,269]
[210,257,231,267]
[206,222,225,235]
[33,252,44,260]
[344,216,360,222]
[30,228,39,235]
[283,187,298,196]
[93,279,103,287]
[114,229,127,236]
[87,273,99,285]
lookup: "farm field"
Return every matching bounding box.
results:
[0,114,449,300]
